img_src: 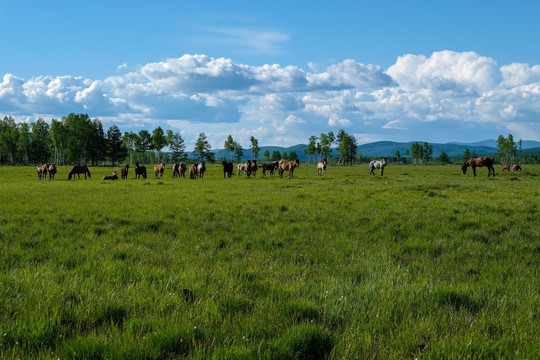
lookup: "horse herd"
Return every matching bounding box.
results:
[35,156,523,181]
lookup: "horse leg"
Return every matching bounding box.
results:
[380,166,384,176]
[472,166,477,177]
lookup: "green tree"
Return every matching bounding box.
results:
[50,119,67,165]
[336,129,357,165]
[318,131,335,160]
[307,135,317,164]
[234,142,244,162]
[106,125,126,166]
[463,148,471,162]
[411,142,424,165]
[437,151,450,164]
[224,135,237,160]
[166,130,187,163]
[64,113,94,163]
[88,119,106,166]
[0,116,19,164]
[271,150,281,161]
[122,131,138,165]
[250,136,260,160]
[151,126,168,163]
[136,130,152,163]
[263,150,270,161]
[17,122,31,165]
[282,152,288,160]
[395,150,401,163]
[31,118,51,163]
[422,142,433,164]
[288,151,298,161]
[194,132,211,162]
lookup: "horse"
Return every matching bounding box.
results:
[37,163,48,180]
[197,162,206,178]
[369,158,387,176]
[68,164,91,180]
[237,162,246,176]
[134,163,147,179]
[244,160,253,177]
[260,161,279,176]
[222,161,233,178]
[502,164,511,172]
[102,170,118,181]
[512,164,522,171]
[121,164,129,179]
[48,163,57,180]
[317,159,327,177]
[278,159,300,179]
[250,160,258,176]
[461,156,495,177]
[172,162,187,178]
[154,162,165,178]
[189,164,198,179]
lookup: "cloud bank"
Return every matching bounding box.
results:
[2,51,540,146]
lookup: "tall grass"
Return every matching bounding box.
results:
[0,164,539,359]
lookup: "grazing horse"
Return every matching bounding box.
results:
[121,164,129,179]
[154,162,165,178]
[134,163,147,179]
[102,170,118,181]
[369,158,387,176]
[48,163,57,180]
[278,159,300,179]
[502,164,511,172]
[222,161,233,178]
[197,162,206,178]
[37,163,48,180]
[461,156,495,177]
[189,164,198,179]
[68,164,91,180]
[317,159,327,177]
[512,164,522,171]
[260,161,279,176]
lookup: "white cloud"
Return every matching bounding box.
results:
[1,51,540,143]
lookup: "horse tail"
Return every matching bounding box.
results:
[87,168,91,178]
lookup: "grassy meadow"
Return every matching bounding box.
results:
[0,163,539,359]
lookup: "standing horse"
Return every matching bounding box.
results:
[369,158,387,176]
[222,161,233,178]
[317,159,327,177]
[37,163,48,180]
[121,164,129,179]
[189,164,198,179]
[48,163,57,180]
[278,159,300,179]
[134,163,147,179]
[197,162,206,178]
[244,160,253,177]
[68,165,91,180]
[251,160,258,176]
[502,164,511,172]
[260,162,279,176]
[154,162,165,178]
[461,156,495,177]
[102,170,118,181]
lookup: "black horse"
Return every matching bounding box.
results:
[222,161,233,178]
[134,163,147,179]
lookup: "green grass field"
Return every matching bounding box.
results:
[1,163,539,359]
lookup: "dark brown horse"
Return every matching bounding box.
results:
[121,164,129,179]
[461,156,495,177]
[48,163,57,180]
[102,170,118,181]
[172,162,187,178]
[134,163,147,179]
[278,159,300,178]
[222,161,233,178]
[68,165,91,180]
[189,164,198,179]
[260,161,279,176]
[512,164,522,171]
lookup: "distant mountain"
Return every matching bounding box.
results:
[186,140,540,161]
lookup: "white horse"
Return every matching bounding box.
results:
[369,158,387,176]
[317,159,327,176]
[237,163,246,176]
[197,162,206,178]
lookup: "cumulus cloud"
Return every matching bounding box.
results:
[1,51,540,143]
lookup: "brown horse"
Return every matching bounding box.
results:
[278,159,300,178]
[154,162,165,178]
[134,163,147,179]
[461,156,495,177]
[260,161,279,176]
[48,163,57,180]
[102,170,118,181]
[121,164,129,179]
[68,165,91,180]
[512,164,522,171]
[172,162,187,178]
[189,164,198,179]
[502,164,511,171]
[37,163,48,180]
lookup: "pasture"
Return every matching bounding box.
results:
[0,164,539,359]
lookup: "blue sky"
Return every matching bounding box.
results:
[2,0,540,148]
